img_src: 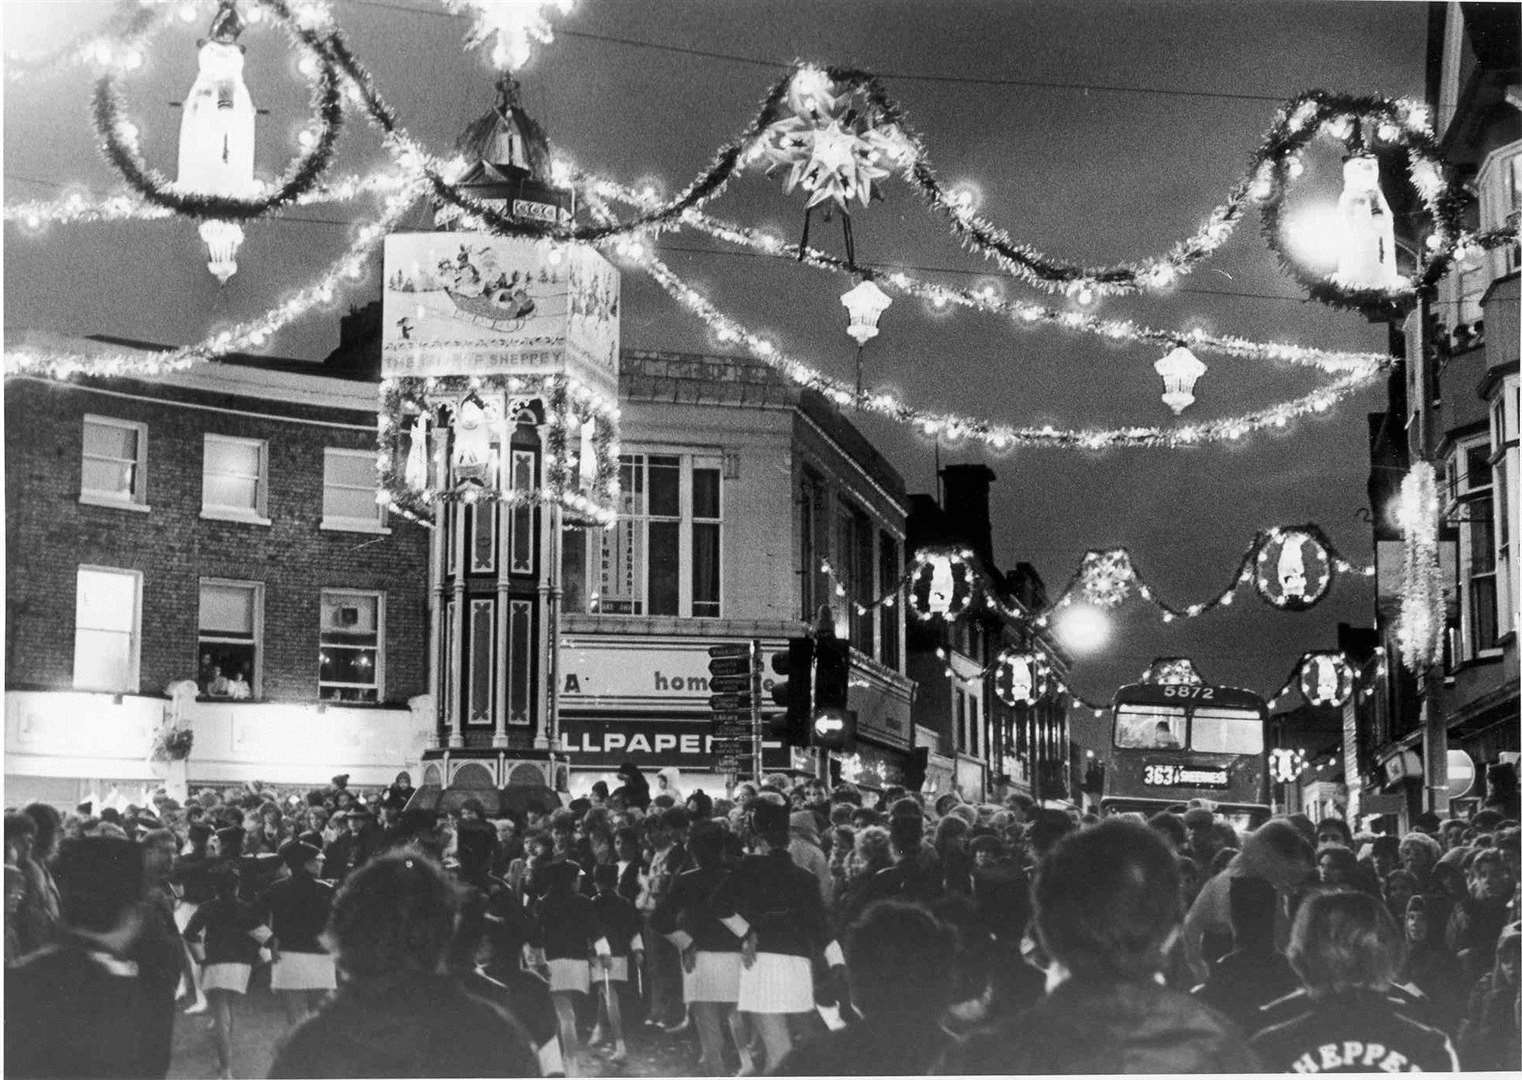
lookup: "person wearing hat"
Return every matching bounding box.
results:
[324,804,379,884]
[265,840,336,1025]
[270,854,538,1078]
[1182,807,1223,868]
[612,762,651,812]
[709,800,846,1072]
[6,836,158,1078]
[183,863,271,1079]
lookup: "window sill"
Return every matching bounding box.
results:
[200,509,272,527]
[319,520,392,536]
[79,494,150,513]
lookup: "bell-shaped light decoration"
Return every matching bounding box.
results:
[577,416,598,491]
[177,3,257,283]
[926,554,955,615]
[841,278,892,345]
[1334,153,1403,290]
[404,415,430,491]
[1154,345,1207,415]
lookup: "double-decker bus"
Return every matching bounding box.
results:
[1102,682,1270,831]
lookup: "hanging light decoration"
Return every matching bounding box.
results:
[1253,526,1334,611]
[1396,462,1444,671]
[994,650,1047,706]
[403,413,431,491]
[177,1,258,283]
[1079,549,1135,608]
[446,0,576,70]
[909,549,975,620]
[1154,345,1207,414]
[1269,747,1308,784]
[1142,656,1204,686]
[840,278,892,345]
[1333,153,1403,290]
[1299,651,1356,708]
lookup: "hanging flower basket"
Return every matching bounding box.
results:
[152,726,194,762]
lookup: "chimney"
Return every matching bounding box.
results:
[939,463,996,565]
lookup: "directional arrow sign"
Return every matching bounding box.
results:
[708,644,750,658]
[708,693,751,712]
[707,655,752,678]
[708,674,751,693]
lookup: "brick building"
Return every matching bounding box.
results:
[4,331,431,805]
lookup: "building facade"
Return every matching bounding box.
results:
[1362,4,1520,824]
[556,349,915,798]
[5,333,432,806]
[905,465,1072,804]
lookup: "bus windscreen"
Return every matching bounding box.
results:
[1189,706,1264,754]
[1114,704,1188,749]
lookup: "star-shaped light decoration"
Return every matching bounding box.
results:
[446,0,575,70]
[757,66,902,211]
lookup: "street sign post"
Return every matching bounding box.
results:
[708,642,765,786]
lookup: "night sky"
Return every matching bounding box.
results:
[3,1,1432,730]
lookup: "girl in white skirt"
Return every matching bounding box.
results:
[653,819,749,1076]
[527,856,608,1077]
[182,864,270,1079]
[709,802,845,1073]
[589,863,643,1062]
[264,841,336,1025]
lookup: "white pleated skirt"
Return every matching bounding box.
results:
[201,962,252,994]
[588,956,629,983]
[548,957,590,994]
[736,952,812,1014]
[684,949,742,1004]
[270,951,337,991]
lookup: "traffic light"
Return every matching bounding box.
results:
[769,638,814,747]
[810,635,854,752]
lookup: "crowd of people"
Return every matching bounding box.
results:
[4,760,1520,1077]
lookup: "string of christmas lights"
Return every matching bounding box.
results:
[596,182,1391,375]
[5,169,426,378]
[1396,460,1443,672]
[632,242,1387,450]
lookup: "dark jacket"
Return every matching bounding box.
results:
[5,936,150,1079]
[843,858,945,927]
[938,976,1261,1074]
[182,896,264,966]
[530,889,602,962]
[1250,988,1459,1072]
[264,873,334,954]
[709,850,832,960]
[268,973,539,1078]
[590,891,643,958]
[1191,946,1300,1034]
[650,865,739,953]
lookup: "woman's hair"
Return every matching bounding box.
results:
[22,803,62,860]
[852,825,892,878]
[688,819,726,867]
[328,853,458,977]
[1287,889,1404,996]
[934,814,971,850]
[1398,831,1442,863]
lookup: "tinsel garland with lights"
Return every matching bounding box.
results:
[1396,461,1444,672]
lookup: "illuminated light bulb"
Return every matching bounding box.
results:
[179,3,200,23]
[1334,154,1403,289]
[1285,155,1305,179]
[122,48,144,71]
[1154,345,1207,414]
[1054,604,1111,655]
[841,278,892,345]
[1325,115,1353,141]
[1376,121,1400,142]
[1075,285,1095,306]
[1219,592,1234,606]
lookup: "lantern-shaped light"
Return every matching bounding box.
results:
[177,2,257,283]
[1079,549,1135,608]
[577,416,598,491]
[1269,747,1307,784]
[1299,651,1355,708]
[1154,346,1207,415]
[1253,527,1334,611]
[1334,153,1403,290]
[841,279,892,345]
[909,550,974,620]
[995,650,1046,706]
[404,415,431,491]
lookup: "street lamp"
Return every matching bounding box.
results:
[1055,603,1111,655]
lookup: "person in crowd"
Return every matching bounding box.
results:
[968,832,1030,946]
[638,808,689,1032]
[842,810,942,925]
[182,863,268,1079]
[4,862,26,966]
[652,818,746,1077]
[1249,890,1460,1072]
[1182,818,1316,982]
[777,901,957,1075]
[937,819,1260,1074]
[265,839,336,1025]
[825,824,855,907]
[613,761,651,812]
[381,770,415,814]
[132,828,197,1079]
[1191,874,1299,1032]
[1399,830,1443,895]
[1457,920,1520,1071]
[1383,867,1418,922]
[613,824,644,906]
[1183,807,1223,868]
[933,814,974,895]
[324,803,379,883]
[527,855,607,1076]
[1446,847,1516,990]
[1439,817,1469,852]
[1399,893,1465,1037]
[1315,816,1354,850]
[1366,834,1400,885]
[270,853,539,1078]
[6,812,55,957]
[589,863,643,1062]
[710,800,846,1073]
[5,836,157,1078]
[788,809,832,904]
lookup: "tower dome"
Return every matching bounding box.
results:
[439,76,569,228]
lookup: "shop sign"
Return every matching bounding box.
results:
[560,716,787,770]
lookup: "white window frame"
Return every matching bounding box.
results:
[73,566,142,692]
[197,578,264,699]
[1476,140,1521,278]
[201,434,271,525]
[320,448,389,534]
[79,414,150,511]
[1449,435,1501,661]
[590,451,723,618]
[319,589,385,703]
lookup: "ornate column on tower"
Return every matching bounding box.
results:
[380,78,620,804]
